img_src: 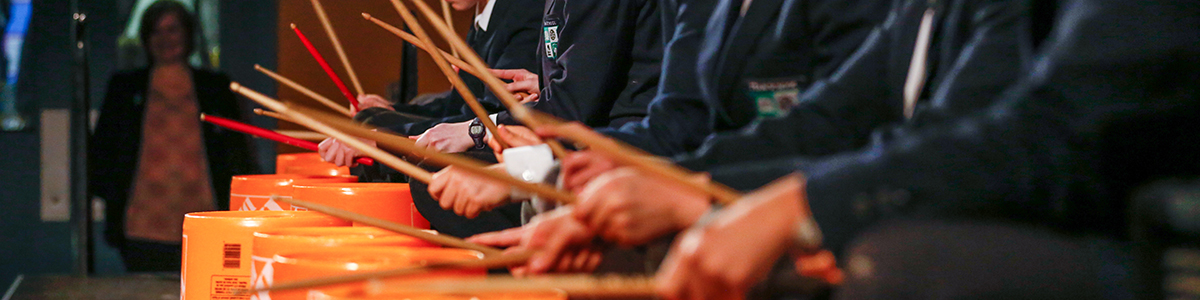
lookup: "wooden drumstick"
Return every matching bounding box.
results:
[440,0,459,58]
[406,0,746,206]
[253,108,291,122]
[361,13,531,100]
[231,82,434,183]
[310,0,364,97]
[274,130,327,141]
[201,113,374,165]
[255,65,354,116]
[291,24,359,111]
[530,111,744,204]
[366,274,658,298]
[362,14,480,77]
[402,0,527,121]
[238,249,533,295]
[408,0,746,207]
[387,0,511,149]
[402,0,569,159]
[290,104,577,204]
[277,196,502,254]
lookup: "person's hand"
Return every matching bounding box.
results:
[356,94,394,111]
[572,168,712,246]
[657,174,812,300]
[532,122,666,193]
[490,69,540,103]
[427,165,512,218]
[793,250,844,285]
[465,221,526,248]
[466,207,604,276]
[523,123,606,183]
[489,125,545,162]
[317,137,375,167]
[414,121,475,153]
[559,151,620,193]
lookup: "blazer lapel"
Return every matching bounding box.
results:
[711,0,787,103]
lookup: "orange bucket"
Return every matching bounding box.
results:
[275,152,325,173]
[181,211,350,300]
[250,226,439,296]
[230,174,357,211]
[283,162,351,177]
[291,183,430,229]
[269,247,486,300]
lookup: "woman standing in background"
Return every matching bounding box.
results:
[89,0,256,272]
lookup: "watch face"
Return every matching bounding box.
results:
[470,125,484,135]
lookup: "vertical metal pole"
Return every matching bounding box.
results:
[70,7,93,276]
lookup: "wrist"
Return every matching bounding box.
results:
[776,174,821,252]
[675,174,716,230]
[467,118,486,149]
[675,200,713,231]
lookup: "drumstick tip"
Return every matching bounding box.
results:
[198,113,207,121]
[362,13,371,19]
[253,64,263,70]
[230,82,243,92]
[253,108,265,115]
[289,23,297,29]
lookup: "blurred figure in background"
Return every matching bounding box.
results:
[89,0,256,272]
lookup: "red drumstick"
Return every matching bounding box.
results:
[291,23,360,111]
[200,113,374,166]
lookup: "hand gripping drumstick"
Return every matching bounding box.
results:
[395,0,742,205]
[232,82,433,183]
[395,4,841,283]
[288,103,577,204]
[233,81,573,203]
[394,0,570,155]
[199,113,373,166]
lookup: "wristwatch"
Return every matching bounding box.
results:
[468,118,486,149]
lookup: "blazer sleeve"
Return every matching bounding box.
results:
[798,0,1200,253]
[598,0,717,156]
[674,23,899,171]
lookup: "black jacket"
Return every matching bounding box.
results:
[381,0,543,135]
[90,68,258,245]
[601,0,888,156]
[677,0,1044,170]
[714,0,1200,253]
[499,0,664,128]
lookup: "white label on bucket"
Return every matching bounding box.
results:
[250,255,274,300]
[232,194,286,211]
